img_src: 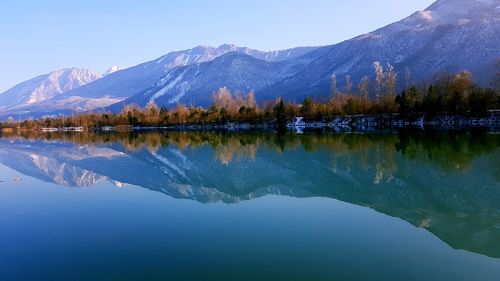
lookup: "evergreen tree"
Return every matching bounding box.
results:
[398,86,420,116]
[273,99,287,129]
[301,97,314,118]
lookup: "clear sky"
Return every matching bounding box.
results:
[0,0,436,93]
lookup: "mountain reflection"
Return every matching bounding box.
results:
[0,130,499,258]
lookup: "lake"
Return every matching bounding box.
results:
[0,130,499,281]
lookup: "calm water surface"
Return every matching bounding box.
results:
[0,130,499,281]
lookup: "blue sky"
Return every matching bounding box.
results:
[0,0,435,92]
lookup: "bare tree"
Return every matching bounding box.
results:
[331,74,338,96]
[386,64,398,98]
[373,61,384,102]
[385,64,398,112]
[372,61,398,112]
[247,91,257,109]
[212,87,237,113]
[234,92,246,109]
[358,76,370,112]
[345,75,352,96]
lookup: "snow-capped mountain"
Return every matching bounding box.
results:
[109,52,312,109]
[0,68,101,110]
[1,0,498,117]
[47,44,316,102]
[0,45,316,118]
[111,0,500,108]
[261,0,500,101]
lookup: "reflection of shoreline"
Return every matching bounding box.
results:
[0,131,499,258]
[1,129,497,171]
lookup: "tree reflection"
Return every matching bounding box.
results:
[1,129,498,173]
[1,129,499,258]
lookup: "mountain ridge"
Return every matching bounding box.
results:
[110,0,500,108]
[0,0,498,118]
[0,68,101,111]
[0,45,318,118]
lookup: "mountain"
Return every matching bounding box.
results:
[261,0,500,101]
[0,45,316,118]
[117,0,499,108]
[109,52,313,109]
[60,44,315,102]
[103,66,121,76]
[1,0,498,116]
[0,68,101,111]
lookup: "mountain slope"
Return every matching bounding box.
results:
[262,0,500,101]
[0,45,316,117]
[110,52,311,109]
[0,68,101,110]
[2,0,498,116]
[122,0,500,107]
[49,44,317,101]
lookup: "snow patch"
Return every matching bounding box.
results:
[103,66,121,76]
[418,10,434,21]
[456,18,470,26]
[167,82,189,104]
[356,34,383,40]
[156,55,168,64]
[150,70,187,101]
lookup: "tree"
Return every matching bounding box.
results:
[422,85,442,115]
[345,75,352,96]
[144,101,161,125]
[159,107,169,124]
[468,87,498,116]
[445,71,474,114]
[373,62,398,113]
[122,104,143,126]
[384,64,398,113]
[173,104,190,124]
[262,100,274,119]
[246,91,257,109]
[398,86,420,116]
[301,97,314,117]
[273,98,287,129]
[331,74,338,96]
[212,87,236,114]
[373,61,384,102]
[284,102,300,118]
[358,76,370,113]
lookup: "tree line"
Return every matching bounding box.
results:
[1,63,499,130]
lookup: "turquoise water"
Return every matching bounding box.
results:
[0,131,499,281]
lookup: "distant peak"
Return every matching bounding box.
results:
[192,45,212,50]
[417,10,434,21]
[217,44,238,51]
[427,0,497,11]
[47,68,100,78]
[399,0,499,28]
[103,66,121,76]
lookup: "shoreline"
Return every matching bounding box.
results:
[130,118,500,132]
[4,112,500,133]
